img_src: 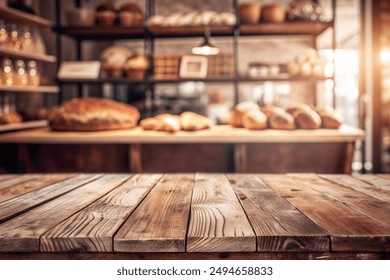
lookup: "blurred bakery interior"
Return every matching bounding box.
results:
[0,0,387,174]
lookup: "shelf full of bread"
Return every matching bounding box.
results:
[55,0,332,86]
[56,1,331,40]
[0,97,364,144]
[0,4,59,133]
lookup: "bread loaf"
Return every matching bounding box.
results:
[286,103,313,115]
[48,98,140,131]
[229,101,260,127]
[269,111,296,130]
[242,110,267,130]
[140,117,163,131]
[262,4,285,22]
[261,105,286,118]
[155,114,181,132]
[316,107,344,128]
[0,112,22,125]
[180,112,212,131]
[292,108,321,129]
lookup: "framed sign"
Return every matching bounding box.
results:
[179,55,208,78]
[58,61,101,80]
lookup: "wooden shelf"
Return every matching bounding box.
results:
[0,47,56,63]
[0,85,59,94]
[240,21,332,37]
[0,120,47,133]
[0,6,54,28]
[58,76,329,85]
[0,125,365,144]
[56,22,332,40]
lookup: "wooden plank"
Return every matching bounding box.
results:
[234,144,247,172]
[354,174,390,191]
[0,174,37,191]
[0,47,56,63]
[187,173,256,252]
[290,174,390,229]
[129,144,142,172]
[0,125,365,144]
[0,174,100,223]
[114,174,194,253]
[41,174,162,252]
[259,174,390,252]
[0,174,75,203]
[0,174,130,252]
[343,142,355,174]
[321,174,390,203]
[227,174,329,252]
[0,175,16,183]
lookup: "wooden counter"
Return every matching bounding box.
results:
[0,125,364,144]
[0,125,364,174]
[0,173,388,260]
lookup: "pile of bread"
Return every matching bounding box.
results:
[0,108,48,125]
[140,112,212,132]
[47,98,212,132]
[287,48,327,78]
[229,101,343,130]
[100,46,149,79]
[146,10,236,27]
[95,2,143,27]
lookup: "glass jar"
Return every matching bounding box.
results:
[0,20,8,47]
[27,60,40,86]
[21,27,34,53]
[14,60,29,86]
[288,0,325,22]
[8,24,22,50]
[31,28,46,54]
[2,58,14,86]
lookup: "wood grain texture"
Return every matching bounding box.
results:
[0,174,75,203]
[114,174,194,253]
[321,174,390,202]
[354,174,390,191]
[227,174,329,252]
[0,125,364,144]
[260,174,390,252]
[187,173,256,252]
[0,174,130,252]
[0,174,100,223]
[0,175,16,183]
[41,174,161,252]
[0,174,38,191]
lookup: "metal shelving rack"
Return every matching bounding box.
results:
[54,0,336,113]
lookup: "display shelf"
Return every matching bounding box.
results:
[0,47,56,63]
[0,6,54,28]
[58,75,329,84]
[0,125,365,144]
[0,120,47,133]
[0,85,59,94]
[240,21,333,37]
[56,22,332,41]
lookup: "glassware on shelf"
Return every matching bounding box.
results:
[14,59,29,86]
[288,0,325,22]
[8,24,22,51]
[0,20,8,47]
[27,60,40,86]
[21,27,34,53]
[2,58,14,86]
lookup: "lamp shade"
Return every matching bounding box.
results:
[191,37,220,56]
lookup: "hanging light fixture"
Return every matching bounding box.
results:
[191,28,220,56]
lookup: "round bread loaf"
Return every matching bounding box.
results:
[316,107,344,128]
[286,103,313,115]
[0,112,22,125]
[242,110,267,130]
[269,111,296,130]
[229,101,260,127]
[292,108,321,129]
[140,117,163,131]
[260,105,286,118]
[262,4,285,22]
[48,98,140,131]
[155,114,181,132]
[180,112,212,131]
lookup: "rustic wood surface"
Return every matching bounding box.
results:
[0,125,364,144]
[0,173,389,259]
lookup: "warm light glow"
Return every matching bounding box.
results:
[381,49,390,64]
[192,45,220,56]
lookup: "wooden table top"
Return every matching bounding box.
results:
[0,173,388,260]
[0,125,365,144]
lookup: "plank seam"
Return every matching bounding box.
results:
[184,174,196,253]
